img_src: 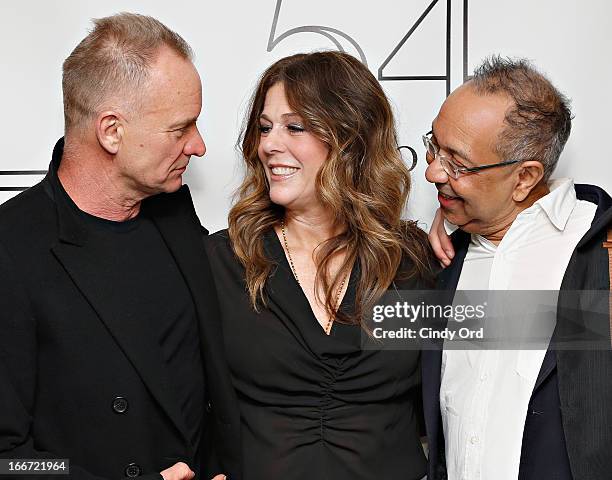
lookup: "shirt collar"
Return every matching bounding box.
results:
[530,177,576,231]
[444,218,459,235]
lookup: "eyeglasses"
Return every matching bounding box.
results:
[422,130,520,179]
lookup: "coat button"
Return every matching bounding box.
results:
[206,400,212,413]
[112,396,128,414]
[125,463,141,477]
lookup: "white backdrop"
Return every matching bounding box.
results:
[1,0,610,232]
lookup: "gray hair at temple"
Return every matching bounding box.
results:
[62,12,193,133]
[469,55,572,181]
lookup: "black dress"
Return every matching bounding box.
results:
[205,229,427,480]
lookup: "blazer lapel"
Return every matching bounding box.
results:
[47,166,191,447]
[52,241,190,444]
[423,229,470,473]
[538,202,612,392]
[143,186,241,436]
[436,229,469,291]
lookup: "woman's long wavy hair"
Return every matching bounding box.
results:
[228,51,433,326]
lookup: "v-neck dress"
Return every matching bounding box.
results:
[205,229,427,480]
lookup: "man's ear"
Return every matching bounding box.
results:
[512,160,545,202]
[95,111,125,155]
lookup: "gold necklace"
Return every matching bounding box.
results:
[280,220,347,335]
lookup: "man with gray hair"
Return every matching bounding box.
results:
[422,56,612,479]
[0,13,237,480]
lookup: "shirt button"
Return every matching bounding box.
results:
[480,373,488,381]
[125,463,141,477]
[112,396,129,414]
[206,400,213,413]
[470,435,479,444]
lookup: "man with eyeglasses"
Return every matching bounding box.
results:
[421,56,612,480]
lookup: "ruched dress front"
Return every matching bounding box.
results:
[205,230,427,480]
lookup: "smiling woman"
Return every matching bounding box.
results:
[229,51,433,323]
[205,51,436,480]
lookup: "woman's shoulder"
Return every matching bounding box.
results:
[204,228,235,260]
[203,229,251,297]
[206,227,230,244]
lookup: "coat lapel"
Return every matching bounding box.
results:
[423,230,469,479]
[52,240,191,445]
[553,202,612,476]
[46,152,191,447]
[538,192,612,391]
[435,229,469,291]
[142,186,241,442]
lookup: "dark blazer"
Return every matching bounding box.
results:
[422,184,612,480]
[0,139,241,479]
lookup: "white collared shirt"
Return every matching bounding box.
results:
[440,178,597,480]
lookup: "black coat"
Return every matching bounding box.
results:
[0,140,241,480]
[422,184,612,480]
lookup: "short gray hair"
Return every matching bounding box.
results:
[62,12,193,132]
[470,56,572,180]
